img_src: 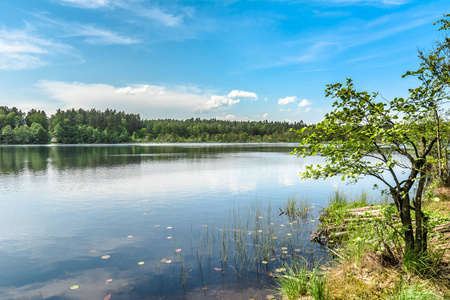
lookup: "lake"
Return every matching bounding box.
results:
[0,144,381,300]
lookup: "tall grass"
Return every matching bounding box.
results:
[390,279,442,300]
[275,262,309,300]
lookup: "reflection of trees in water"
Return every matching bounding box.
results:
[0,144,296,174]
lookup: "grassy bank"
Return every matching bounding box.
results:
[274,190,450,300]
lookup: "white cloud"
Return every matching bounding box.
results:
[60,0,182,27]
[115,84,165,95]
[305,107,312,113]
[262,113,268,118]
[0,27,80,70]
[37,81,209,118]
[69,25,140,45]
[298,99,312,107]
[194,89,258,112]
[278,96,297,105]
[60,0,111,9]
[228,90,258,100]
[195,95,240,112]
[216,114,251,122]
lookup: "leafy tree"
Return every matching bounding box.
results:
[294,79,437,255]
[1,125,14,144]
[25,109,49,129]
[29,123,50,144]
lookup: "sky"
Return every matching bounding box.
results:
[1,0,450,124]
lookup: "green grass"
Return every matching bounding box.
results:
[275,262,309,300]
[390,279,443,300]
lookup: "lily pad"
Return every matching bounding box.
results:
[175,248,182,253]
[138,261,145,265]
[70,285,79,290]
[167,236,173,239]
[101,255,110,259]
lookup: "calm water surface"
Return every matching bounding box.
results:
[0,144,380,300]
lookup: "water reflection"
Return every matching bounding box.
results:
[0,144,372,299]
[0,143,297,174]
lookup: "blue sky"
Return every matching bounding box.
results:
[1,0,449,123]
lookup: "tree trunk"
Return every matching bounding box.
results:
[402,193,415,254]
[392,191,415,254]
[415,137,427,254]
[434,108,443,180]
[415,174,426,253]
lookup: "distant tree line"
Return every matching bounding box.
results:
[0,106,309,144]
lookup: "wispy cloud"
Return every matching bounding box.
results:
[0,26,81,70]
[323,0,410,5]
[59,0,183,27]
[60,0,111,9]
[68,24,140,45]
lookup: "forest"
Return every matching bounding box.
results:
[0,106,309,144]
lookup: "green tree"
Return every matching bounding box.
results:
[25,109,49,129]
[294,79,437,255]
[29,123,50,144]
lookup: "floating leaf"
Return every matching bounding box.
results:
[258,216,263,219]
[270,223,274,225]
[214,267,222,271]
[281,247,287,250]
[287,233,292,236]
[311,220,316,222]
[165,260,172,264]
[127,235,133,238]
[167,226,173,229]
[294,249,301,252]
[70,285,79,290]
[274,268,286,273]
[282,251,288,254]
[167,236,173,239]
[161,258,167,262]
[175,249,182,253]
[280,224,285,227]
[266,295,275,299]
[257,230,263,233]
[104,295,112,300]
[89,250,96,253]
[101,255,110,260]
[261,261,268,264]
[432,197,440,202]
[138,261,145,265]
[143,213,147,215]
[271,237,277,240]
[105,279,113,283]
[155,225,160,228]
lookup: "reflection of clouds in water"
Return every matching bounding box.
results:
[0,268,139,299]
[278,173,300,186]
[227,173,257,194]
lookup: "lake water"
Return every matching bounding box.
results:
[0,144,382,300]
